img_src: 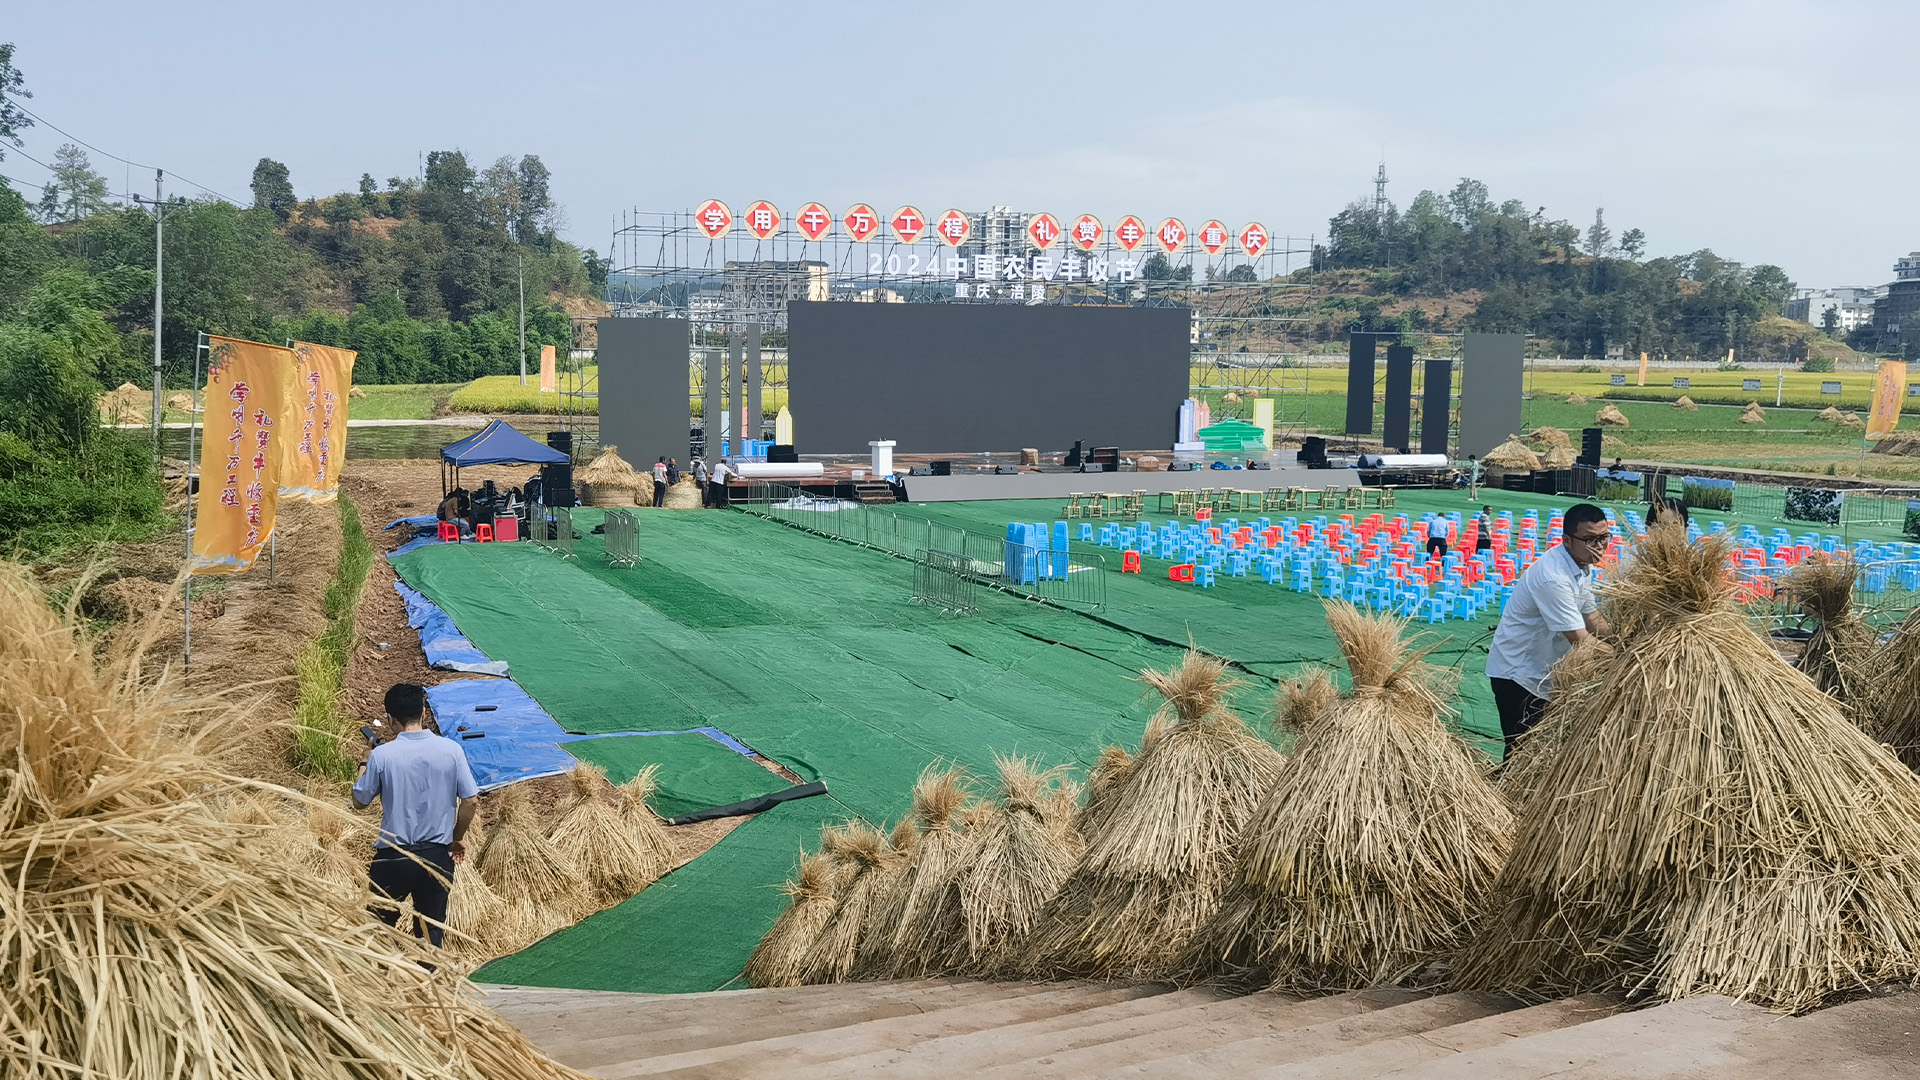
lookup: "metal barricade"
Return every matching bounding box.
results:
[913,549,977,614]
[603,510,639,568]
[551,506,576,560]
[526,500,551,547]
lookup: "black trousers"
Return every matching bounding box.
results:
[709,480,728,508]
[369,843,455,948]
[1490,677,1549,760]
[653,480,666,507]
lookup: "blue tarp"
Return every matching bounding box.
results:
[426,679,579,791]
[440,420,570,467]
[395,582,510,676]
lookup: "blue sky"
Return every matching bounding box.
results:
[5,0,1915,286]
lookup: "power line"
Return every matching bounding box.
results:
[12,103,241,204]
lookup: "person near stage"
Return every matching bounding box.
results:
[1475,506,1495,554]
[1424,525,1449,561]
[693,458,711,507]
[351,684,478,949]
[666,457,679,486]
[1485,502,1612,758]
[652,457,668,507]
[708,457,731,508]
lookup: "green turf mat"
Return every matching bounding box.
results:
[561,733,804,820]
[475,794,843,993]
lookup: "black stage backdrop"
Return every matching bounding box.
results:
[598,317,692,462]
[786,302,1189,454]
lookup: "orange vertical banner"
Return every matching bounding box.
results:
[1866,360,1908,440]
[192,337,298,574]
[288,341,356,501]
[1637,351,1649,386]
[539,344,556,393]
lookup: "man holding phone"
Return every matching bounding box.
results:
[351,683,479,947]
[1485,503,1613,759]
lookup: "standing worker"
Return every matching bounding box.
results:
[351,684,479,948]
[652,457,668,508]
[666,457,680,487]
[708,456,732,508]
[1475,505,1496,554]
[1485,503,1613,758]
[693,457,711,507]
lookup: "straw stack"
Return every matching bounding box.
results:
[165,391,195,413]
[1594,403,1630,426]
[1527,426,1572,450]
[617,765,679,877]
[578,445,645,507]
[745,849,845,988]
[98,381,147,425]
[548,763,675,906]
[800,821,907,984]
[476,785,587,946]
[347,385,367,399]
[1540,444,1576,470]
[1457,528,1920,1011]
[662,477,704,509]
[1024,651,1286,981]
[1189,604,1509,991]
[1565,394,1589,405]
[1673,395,1699,411]
[1870,608,1920,770]
[938,757,1083,976]
[1274,668,1339,736]
[445,818,505,959]
[856,766,974,978]
[1738,401,1767,424]
[1481,435,1542,472]
[1779,555,1877,725]
[1870,431,1920,457]
[1816,405,1845,424]
[0,563,589,1080]
[1840,410,1864,427]
[299,801,371,903]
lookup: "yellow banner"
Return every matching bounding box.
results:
[191,337,299,574]
[286,342,356,502]
[539,344,556,393]
[1637,351,1648,386]
[1867,360,1908,440]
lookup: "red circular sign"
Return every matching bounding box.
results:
[1237,221,1270,258]
[744,200,781,240]
[843,204,881,242]
[1114,215,1148,252]
[795,202,833,241]
[1154,217,1186,254]
[935,209,972,248]
[694,199,733,240]
[1069,214,1103,252]
[1027,213,1062,250]
[1197,219,1230,256]
[889,205,928,244]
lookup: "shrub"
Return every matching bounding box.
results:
[291,495,372,780]
[1802,355,1836,373]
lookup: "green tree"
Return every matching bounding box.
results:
[250,157,296,223]
[515,154,553,246]
[1585,208,1611,257]
[357,172,379,212]
[0,184,55,315]
[1820,306,1840,337]
[45,144,109,222]
[0,42,30,160]
[1619,228,1646,260]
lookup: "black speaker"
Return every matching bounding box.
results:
[1300,436,1328,465]
[1531,470,1556,494]
[1579,427,1603,469]
[1080,463,1104,473]
[546,430,573,454]
[1170,461,1198,472]
[930,460,952,476]
[908,465,932,476]
[1502,473,1532,491]
[768,444,798,463]
[541,463,574,506]
[1065,440,1086,467]
[994,465,1019,475]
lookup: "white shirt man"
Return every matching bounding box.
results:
[708,458,732,508]
[1485,504,1612,757]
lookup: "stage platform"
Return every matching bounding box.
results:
[901,465,1331,502]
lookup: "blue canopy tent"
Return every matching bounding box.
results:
[439,420,571,495]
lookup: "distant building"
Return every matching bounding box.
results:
[1872,252,1920,351]
[958,206,1030,275]
[1787,287,1880,334]
[722,261,830,327]
[853,287,905,303]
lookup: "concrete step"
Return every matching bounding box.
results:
[592,983,1164,1079]
[971,989,1425,1080]
[1250,995,1619,1079]
[1101,991,1523,1079]
[791,986,1228,1080]
[1376,994,1770,1079]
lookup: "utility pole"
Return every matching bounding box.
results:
[133,169,168,448]
[518,252,527,386]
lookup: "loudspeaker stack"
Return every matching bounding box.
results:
[1579,427,1603,469]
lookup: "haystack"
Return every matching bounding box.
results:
[578,445,645,507]
[0,563,588,1079]
[548,763,675,906]
[800,821,905,984]
[1816,406,1845,424]
[661,476,704,509]
[856,766,973,978]
[1594,403,1630,427]
[1188,604,1509,991]
[1024,651,1286,981]
[444,818,505,958]
[166,391,196,413]
[1673,395,1699,411]
[1840,410,1864,427]
[1273,668,1339,735]
[950,757,1084,976]
[1527,426,1572,450]
[1457,528,1920,1011]
[299,801,370,902]
[1779,555,1876,724]
[745,849,845,988]
[1870,608,1920,771]
[98,381,147,425]
[1871,431,1920,457]
[1540,444,1576,470]
[1565,394,1589,405]
[476,784,582,915]
[1738,401,1766,424]
[1223,391,1242,403]
[617,764,679,876]
[1481,434,1542,472]
[347,384,367,399]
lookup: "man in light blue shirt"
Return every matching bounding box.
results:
[1485,503,1612,758]
[351,683,479,948]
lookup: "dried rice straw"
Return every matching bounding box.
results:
[548,763,675,907]
[855,765,973,978]
[951,756,1083,977]
[799,821,904,984]
[1778,555,1877,726]
[745,849,845,988]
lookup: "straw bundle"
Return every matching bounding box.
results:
[166,391,195,413]
[1223,391,1242,403]
[0,563,589,1079]
[347,384,367,399]
[800,821,905,984]
[1024,651,1287,981]
[855,765,974,978]
[1816,405,1845,424]
[662,476,704,509]
[1738,401,1767,424]
[444,819,505,959]
[1188,605,1506,992]
[1841,410,1864,427]
[1274,668,1339,734]
[98,381,147,425]
[1527,426,1572,450]
[1540,444,1576,469]
[745,849,845,988]
[1565,394,1589,405]
[1594,403,1630,426]
[578,445,644,507]
[947,757,1084,976]
[1779,555,1876,724]
[1870,431,1920,457]
[300,801,371,902]
[1870,608,1920,770]
[475,784,580,909]
[617,764,679,878]
[1457,528,1920,1012]
[1481,434,1542,472]
[1673,395,1699,411]
[548,763,674,906]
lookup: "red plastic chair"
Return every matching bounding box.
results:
[1122,551,1142,574]
[437,521,459,542]
[1169,563,1196,582]
[494,516,519,542]
[475,522,494,543]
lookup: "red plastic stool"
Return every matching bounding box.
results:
[1168,563,1196,582]
[1194,508,1212,522]
[437,521,459,542]
[475,522,494,543]
[1122,551,1142,574]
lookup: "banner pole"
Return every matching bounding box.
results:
[184,331,207,667]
